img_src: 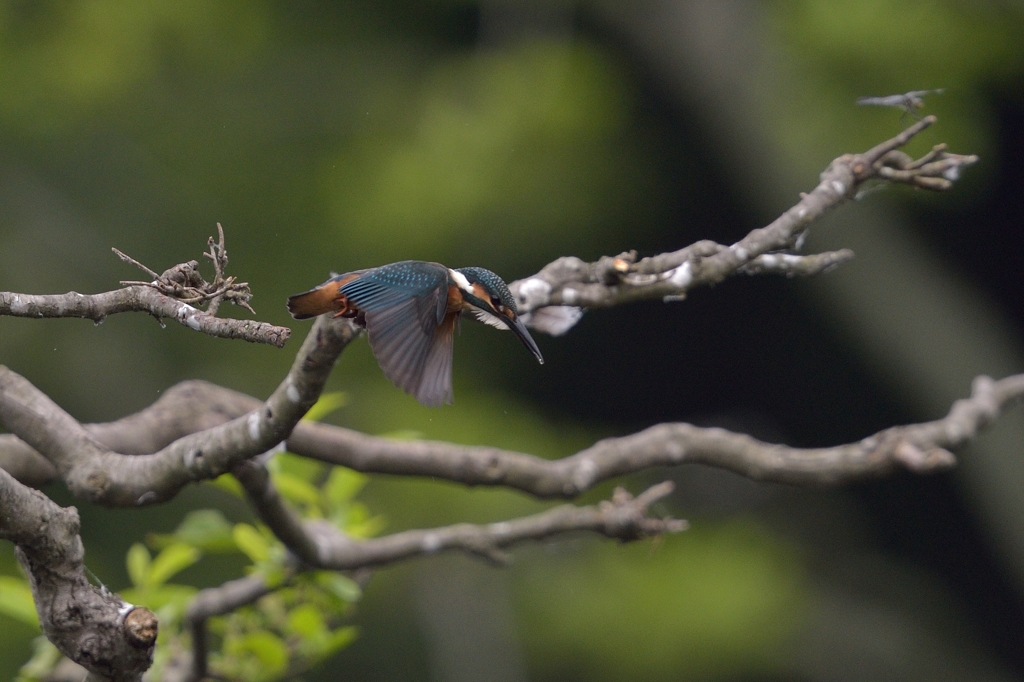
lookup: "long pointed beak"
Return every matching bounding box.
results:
[506,315,544,364]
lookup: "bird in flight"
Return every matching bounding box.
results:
[856,89,945,118]
[288,261,544,406]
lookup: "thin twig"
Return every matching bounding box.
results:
[313,482,686,569]
[236,458,684,570]
[112,247,159,279]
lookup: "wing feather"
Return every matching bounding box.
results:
[415,314,456,406]
[340,263,454,405]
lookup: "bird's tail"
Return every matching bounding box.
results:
[286,280,345,319]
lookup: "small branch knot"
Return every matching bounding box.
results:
[601,483,688,540]
[970,375,1000,422]
[893,440,957,472]
[159,260,204,289]
[589,251,638,285]
[124,607,158,649]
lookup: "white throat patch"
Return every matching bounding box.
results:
[448,269,473,294]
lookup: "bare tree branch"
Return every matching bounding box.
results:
[2,373,1019,500]
[0,467,157,681]
[236,457,684,569]
[234,460,324,566]
[736,249,855,277]
[0,436,56,487]
[0,380,251,488]
[311,481,685,569]
[509,116,977,335]
[186,573,280,623]
[1,227,290,347]
[0,116,992,680]
[286,374,1020,492]
[0,316,358,506]
[0,119,980,501]
[172,467,682,679]
[0,286,290,347]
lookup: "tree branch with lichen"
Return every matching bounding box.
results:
[509,116,977,335]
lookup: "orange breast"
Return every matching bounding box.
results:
[447,284,466,312]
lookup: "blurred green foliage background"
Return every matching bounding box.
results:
[1,1,1023,680]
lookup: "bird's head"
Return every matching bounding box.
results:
[453,267,544,365]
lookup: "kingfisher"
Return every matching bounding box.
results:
[287,261,544,406]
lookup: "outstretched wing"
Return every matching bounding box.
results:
[341,262,455,406]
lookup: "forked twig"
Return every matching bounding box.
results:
[115,223,256,315]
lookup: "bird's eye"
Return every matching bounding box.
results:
[490,296,503,311]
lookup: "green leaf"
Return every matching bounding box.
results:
[262,565,289,589]
[147,543,200,587]
[316,572,361,603]
[271,450,325,482]
[207,473,244,497]
[324,626,358,655]
[337,502,386,538]
[232,523,270,564]
[126,543,151,588]
[170,509,236,553]
[347,516,386,539]
[323,467,367,507]
[303,391,349,422]
[0,576,38,627]
[121,584,197,613]
[287,603,326,638]
[235,631,288,674]
[272,471,322,508]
